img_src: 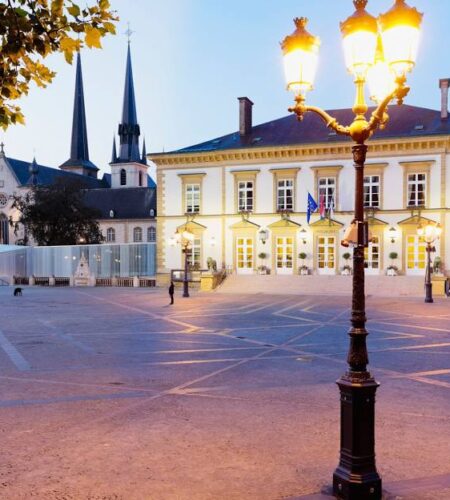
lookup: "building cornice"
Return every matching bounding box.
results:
[149,136,450,169]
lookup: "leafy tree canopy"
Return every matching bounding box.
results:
[10,178,104,245]
[0,0,118,129]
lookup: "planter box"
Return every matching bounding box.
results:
[386,268,397,276]
[299,268,309,276]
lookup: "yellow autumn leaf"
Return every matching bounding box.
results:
[85,26,102,49]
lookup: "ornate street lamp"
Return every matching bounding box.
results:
[417,222,442,303]
[281,1,422,498]
[175,227,195,298]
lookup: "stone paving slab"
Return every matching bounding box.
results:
[0,286,450,499]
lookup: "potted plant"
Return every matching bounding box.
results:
[258,252,269,274]
[387,251,398,276]
[298,252,309,275]
[341,252,352,275]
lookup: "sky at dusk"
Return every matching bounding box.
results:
[1,0,449,178]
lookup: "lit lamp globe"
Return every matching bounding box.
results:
[281,17,321,97]
[367,36,396,103]
[340,0,378,80]
[379,0,423,78]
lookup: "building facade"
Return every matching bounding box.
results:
[151,83,450,282]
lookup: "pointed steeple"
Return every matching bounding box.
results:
[116,44,141,163]
[111,135,118,163]
[27,157,39,186]
[60,52,98,177]
[141,138,147,164]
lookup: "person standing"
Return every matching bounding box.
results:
[169,281,175,305]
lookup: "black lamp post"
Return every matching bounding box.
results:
[281,1,422,498]
[175,227,194,298]
[417,222,442,304]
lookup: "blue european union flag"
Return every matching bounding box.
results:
[307,192,318,224]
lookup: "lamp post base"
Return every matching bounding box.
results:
[183,281,189,298]
[425,283,433,303]
[333,374,382,500]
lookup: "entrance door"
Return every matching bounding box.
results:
[317,236,335,275]
[406,234,426,275]
[236,237,254,274]
[276,236,294,275]
[365,236,380,275]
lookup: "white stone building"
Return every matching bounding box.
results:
[151,83,450,283]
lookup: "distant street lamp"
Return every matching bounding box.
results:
[281,1,422,498]
[417,222,442,303]
[175,227,195,298]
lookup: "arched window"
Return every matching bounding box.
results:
[120,169,127,186]
[139,171,143,187]
[0,214,8,245]
[106,227,115,243]
[147,226,156,242]
[133,227,142,242]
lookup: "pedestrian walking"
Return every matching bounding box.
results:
[169,281,175,305]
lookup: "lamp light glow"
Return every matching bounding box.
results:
[281,17,320,95]
[367,36,396,103]
[379,0,423,77]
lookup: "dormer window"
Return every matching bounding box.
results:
[109,209,115,218]
[120,169,127,186]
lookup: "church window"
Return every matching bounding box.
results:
[147,227,156,242]
[139,171,143,187]
[106,227,115,242]
[120,169,127,186]
[133,227,143,242]
[0,214,8,244]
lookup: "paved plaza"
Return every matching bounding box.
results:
[1,286,450,499]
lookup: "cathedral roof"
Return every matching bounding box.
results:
[6,157,107,189]
[83,187,156,219]
[156,104,450,156]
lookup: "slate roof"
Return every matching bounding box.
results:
[83,187,156,220]
[162,105,450,155]
[6,157,108,189]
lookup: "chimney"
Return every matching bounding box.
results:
[238,97,254,136]
[439,78,450,120]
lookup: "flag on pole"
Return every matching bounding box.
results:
[328,196,335,219]
[307,192,318,224]
[319,193,326,219]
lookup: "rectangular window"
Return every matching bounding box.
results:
[364,175,380,208]
[318,177,335,209]
[407,173,426,207]
[187,238,201,269]
[186,184,200,213]
[238,181,253,211]
[277,179,294,211]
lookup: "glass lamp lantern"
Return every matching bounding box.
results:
[281,17,321,96]
[379,0,423,77]
[418,222,441,244]
[340,0,378,80]
[367,36,396,103]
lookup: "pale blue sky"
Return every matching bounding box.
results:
[1,0,448,177]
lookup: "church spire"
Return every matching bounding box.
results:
[60,51,98,176]
[27,157,39,186]
[141,138,147,164]
[111,135,118,163]
[71,52,89,162]
[116,44,141,163]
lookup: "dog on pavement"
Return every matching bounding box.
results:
[13,287,23,296]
